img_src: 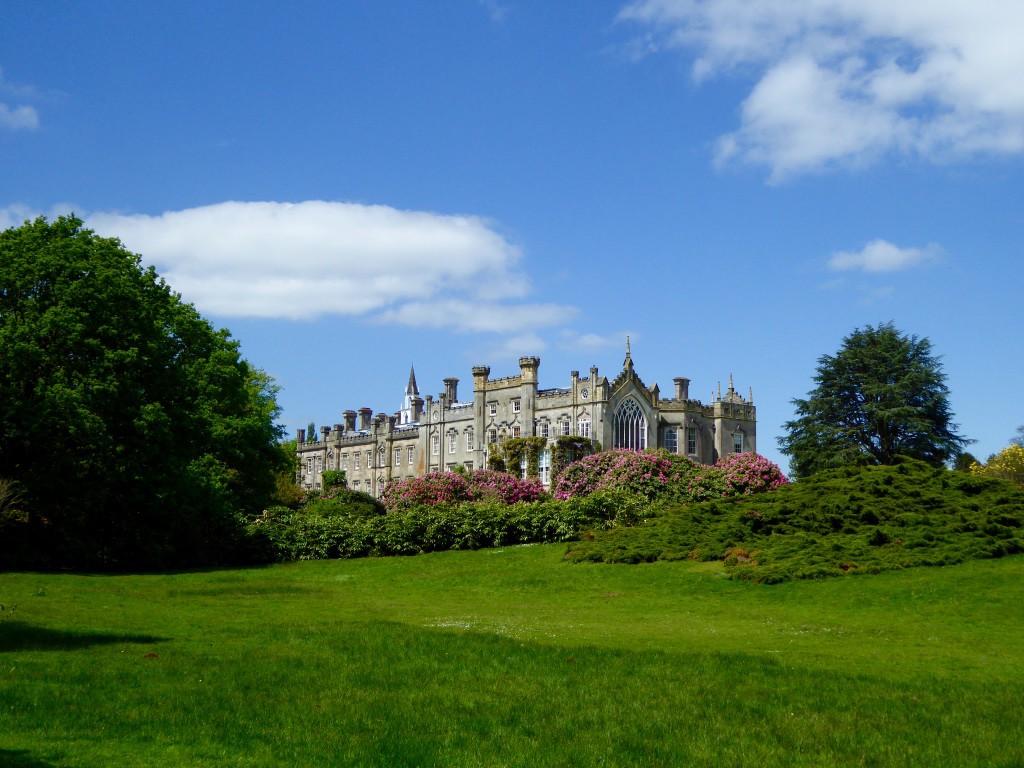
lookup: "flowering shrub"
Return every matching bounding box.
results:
[553,450,681,500]
[553,449,787,502]
[381,469,546,511]
[971,445,1024,487]
[716,452,790,495]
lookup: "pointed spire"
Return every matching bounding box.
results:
[406,364,419,396]
[728,373,734,394]
[623,335,634,371]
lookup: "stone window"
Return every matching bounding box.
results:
[539,422,549,438]
[395,447,401,467]
[466,428,474,451]
[354,452,360,470]
[488,402,497,417]
[539,449,551,486]
[448,431,458,454]
[512,399,521,413]
[407,446,414,466]
[341,454,348,471]
[488,428,497,444]
[578,416,591,438]
[664,427,677,454]
[687,426,698,456]
[431,434,440,455]
[512,425,521,438]
[366,451,372,469]
[733,432,744,453]
[560,420,571,436]
[613,399,647,450]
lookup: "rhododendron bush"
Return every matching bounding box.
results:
[381,468,546,511]
[716,452,790,495]
[553,450,787,502]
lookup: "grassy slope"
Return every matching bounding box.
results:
[567,461,1024,582]
[2,546,1023,767]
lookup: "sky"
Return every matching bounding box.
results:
[2,1,1022,472]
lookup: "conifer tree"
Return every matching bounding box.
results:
[779,323,968,478]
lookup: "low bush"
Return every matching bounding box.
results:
[381,469,546,510]
[251,486,650,561]
[565,458,1024,583]
[553,450,787,503]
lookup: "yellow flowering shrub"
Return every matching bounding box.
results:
[971,445,1024,487]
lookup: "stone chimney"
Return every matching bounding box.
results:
[410,396,423,422]
[320,425,331,442]
[358,407,373,431]
[297,428,306,444]
[343,410,357,432]
[443,377,459,403]
[674,377,690,401]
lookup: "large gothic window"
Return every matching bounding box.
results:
[613,399,647,450]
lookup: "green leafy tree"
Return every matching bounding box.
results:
[0,216,285,568]
[1013,426,1024,448]
[779,323,968,478]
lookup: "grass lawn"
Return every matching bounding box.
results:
[2,546,1023,767]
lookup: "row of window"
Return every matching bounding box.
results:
[662,426,742,454]
[663,426,700,455]
[341,446,417,471]
[488,400,521,417]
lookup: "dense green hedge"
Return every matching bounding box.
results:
[249,488,649,561]
[565,459,1024,582]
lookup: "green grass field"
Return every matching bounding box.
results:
[2,546,1023,767]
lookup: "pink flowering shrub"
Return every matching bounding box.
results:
[716,452,789,495]
[553,450,681,500]
[381,469,546,511]
[553,449,787,502]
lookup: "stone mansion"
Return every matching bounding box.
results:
[296,344,757,495]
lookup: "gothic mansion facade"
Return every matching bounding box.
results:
[296,347,757,495]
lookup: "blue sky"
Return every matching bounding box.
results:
[3,1,1022,472]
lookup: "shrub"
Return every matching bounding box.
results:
[553,449,787,503]
[716,452,790,495]
[381,469,546,511]
[553,450,679,500]
[566,459,1024,583]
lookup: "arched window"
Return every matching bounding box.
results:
[613,399,647,450]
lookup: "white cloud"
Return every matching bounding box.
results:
[0,67,40,130]
[376,299,576,333]
[81,200,559,325]
[829,239,940,272]
[0,102,38,130]
[479,0,511,23]
[619,0,1024,179]
[559,329,634,352]
[4,199,581,337]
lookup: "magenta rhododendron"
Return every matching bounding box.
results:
[381,469,546,511]
[715,452,789,495]
[553,449,787,502]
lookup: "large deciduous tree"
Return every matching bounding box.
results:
[779,323,968,479]
[0,216,285,568]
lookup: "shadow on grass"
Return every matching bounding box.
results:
[0,749,61,767]
[0,623,167,652]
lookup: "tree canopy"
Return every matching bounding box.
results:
[0,216,285,568]
[779,323,968,479]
